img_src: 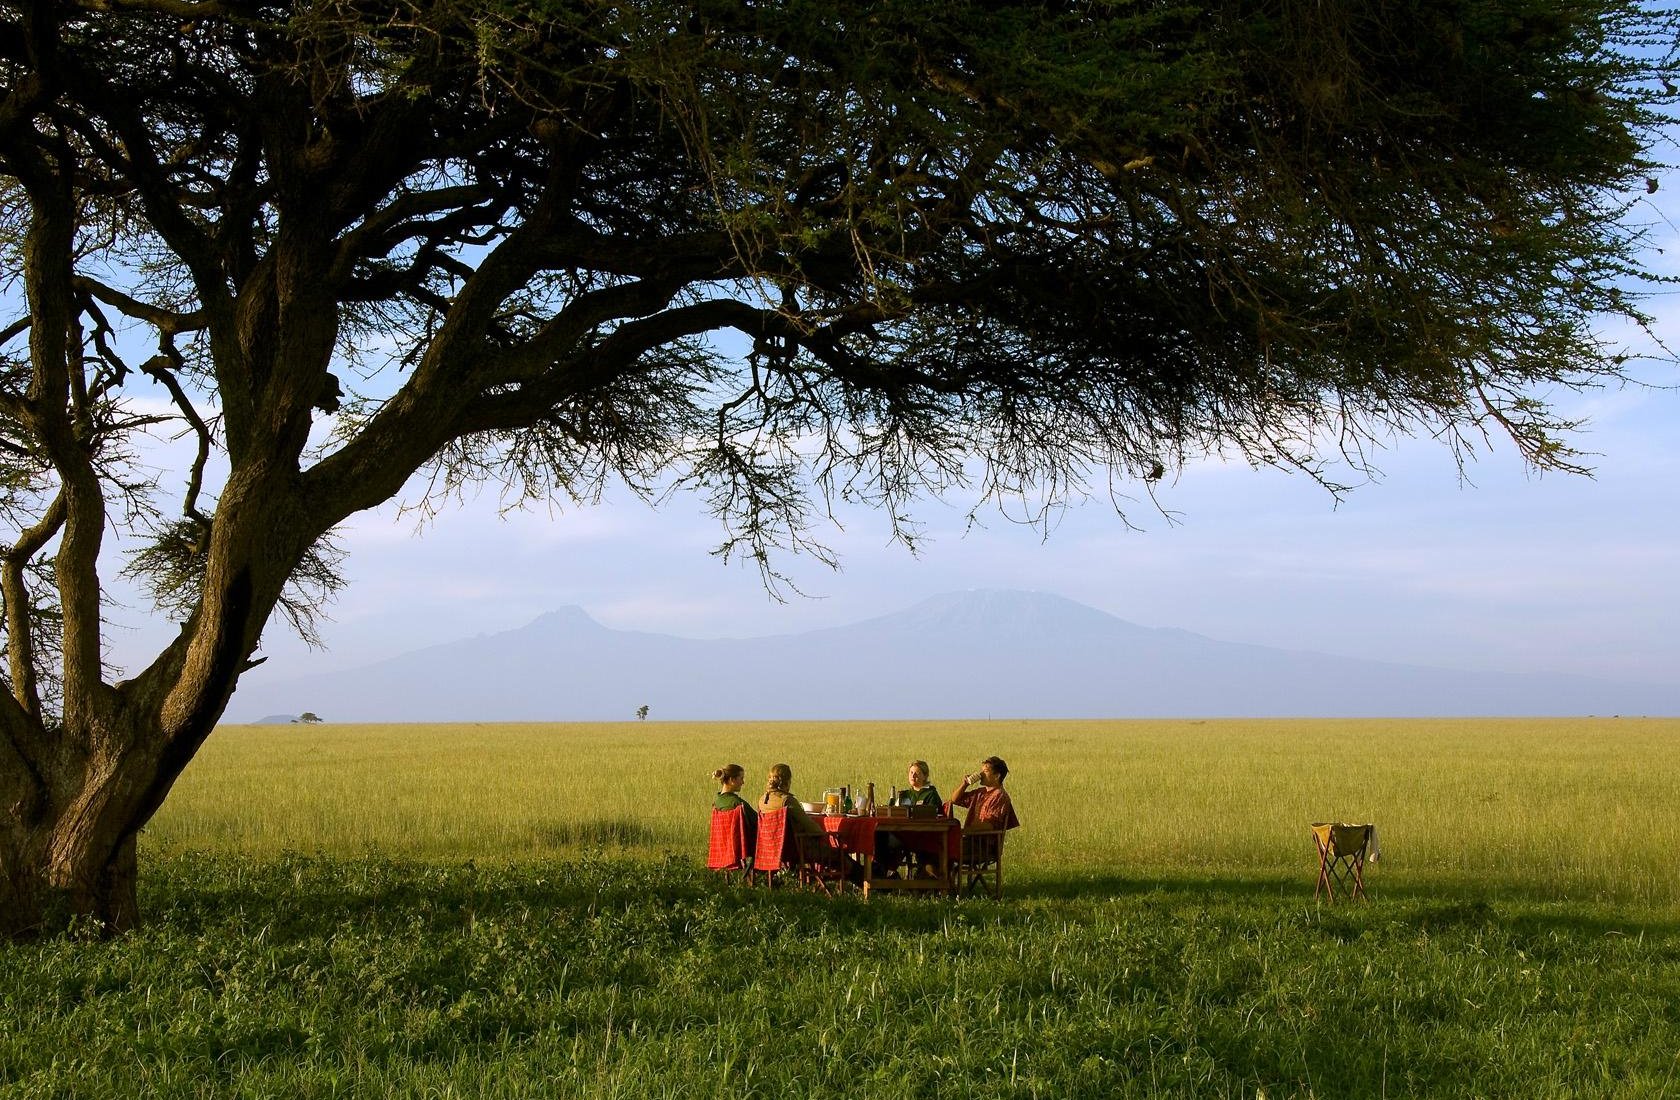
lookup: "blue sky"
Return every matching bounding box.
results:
[97,203,1680,696]
[107,332,1680,694]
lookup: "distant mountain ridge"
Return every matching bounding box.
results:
[226,589,1680,722]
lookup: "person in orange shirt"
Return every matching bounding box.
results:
[951,756,1021,832]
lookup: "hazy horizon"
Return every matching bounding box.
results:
[226,588,1680,723]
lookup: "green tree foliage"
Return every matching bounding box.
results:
[0,0,1674,934]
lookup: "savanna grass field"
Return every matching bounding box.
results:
[6,719,1680,1098]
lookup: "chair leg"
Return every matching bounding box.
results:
[1316,851,1371,904]
[1315,849,1334,902]
[959,862,999,899]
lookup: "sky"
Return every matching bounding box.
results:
[103,317,1680,696]
[94,206,1680,698]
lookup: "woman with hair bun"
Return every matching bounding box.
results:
[712,763,755,816]
[711,762,757,859]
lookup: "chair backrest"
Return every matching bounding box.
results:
[755,808,789,873]
[708,806,749,871]
[960,828,1004,867]
[1311,822,1372,859]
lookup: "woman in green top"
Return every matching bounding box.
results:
[882,760,943,877]
[896,760,942,809]
[712,763,756,816]
[712,763,757,855]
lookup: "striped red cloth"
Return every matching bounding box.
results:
[753,808,789,875]
[707,806,750,871]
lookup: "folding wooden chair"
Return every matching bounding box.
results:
[954,828,1006,899]
[751,808,789,888]
[1311,822,1373,902]
[792,829,851,896]
[707,806,751,880]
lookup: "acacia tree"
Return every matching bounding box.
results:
[0,0,1673,935]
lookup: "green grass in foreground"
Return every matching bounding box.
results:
[5,855,1680,1099]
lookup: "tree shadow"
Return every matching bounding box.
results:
[1012,869,1680,938]
[131,851,1680,947]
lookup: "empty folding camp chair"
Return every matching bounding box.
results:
[1311,822,1374,902]
[707,806,751,879]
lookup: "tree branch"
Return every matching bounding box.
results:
[140,350,214,518]
[0,315,31,346]
[456,298,764,432]
[2,492,65,718]
[73,276,205,336]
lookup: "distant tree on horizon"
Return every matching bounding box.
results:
[636,706,650,722]
[296,713,325,725]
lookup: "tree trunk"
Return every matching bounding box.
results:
[0,830,137,939]
[0,695,200,939]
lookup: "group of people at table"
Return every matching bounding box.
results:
[710,756,1020,883]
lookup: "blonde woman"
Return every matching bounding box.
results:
[895,760,942,810]
[886,759,943,877]
[759,763,822,836]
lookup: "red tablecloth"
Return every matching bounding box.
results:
[821,815,962,861]
[819,814,878,859]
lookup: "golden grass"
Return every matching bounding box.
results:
[148,717,1680,904]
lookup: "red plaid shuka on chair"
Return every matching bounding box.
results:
[752,808,789,887]
[708,806,751,873]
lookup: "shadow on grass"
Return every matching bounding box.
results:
[1013,868,1680,938]
[129,850,1680,949]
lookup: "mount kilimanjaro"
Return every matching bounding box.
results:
[227,590,1680,722]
